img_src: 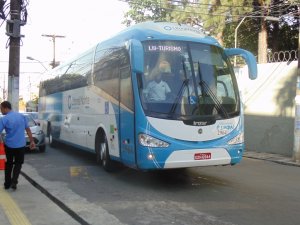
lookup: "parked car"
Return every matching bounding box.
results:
[0,113,46,152]
[25,111,39,125]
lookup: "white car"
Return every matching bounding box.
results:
[25,112,40,125]
[0,113,46,152]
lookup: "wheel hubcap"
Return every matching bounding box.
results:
[49,134,52,144]
[100,143,106,165]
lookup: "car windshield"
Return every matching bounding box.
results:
[138,40,240,121]
[22,114,37,127]
[28,112,38,120]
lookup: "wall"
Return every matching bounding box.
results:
[236,61,298,157]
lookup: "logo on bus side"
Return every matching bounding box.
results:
[163,25,203,35]
[67,95,90,110]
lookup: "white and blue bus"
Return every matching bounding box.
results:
[39,21,257,171]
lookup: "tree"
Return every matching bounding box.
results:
[268,0,299,52]
[223,19,259,53]
[26,97,38,112]
[122,0,174,26]
[19,97,26,112]
[123,0,254,44]
[252,0,272,63]
[193,0,253,45]
[122,0,299,63]
[170,1,202,27]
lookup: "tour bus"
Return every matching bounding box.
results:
[39,21,257,171]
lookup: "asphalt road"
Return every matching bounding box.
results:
[23,144,300,225]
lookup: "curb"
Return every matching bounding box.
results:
[243,151,300,167]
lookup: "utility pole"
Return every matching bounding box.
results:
[2,76,6,100]
[42,34,65,68]
[6,0,24,111]
[293,7,300,163]
[297,4,300,81]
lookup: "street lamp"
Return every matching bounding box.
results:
[42,34,65,68]
[26,56,48,72]
[234,16,280,66]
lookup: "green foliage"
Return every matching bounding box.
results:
[122,0,174,26]
[267,0,299,52]
[32,96,39,105]
[123,0,299,55]
[171,4,202,26]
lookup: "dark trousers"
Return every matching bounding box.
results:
[4,146,25,187]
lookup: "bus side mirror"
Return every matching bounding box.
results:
[127,39,144,74]
[224,48,257,80]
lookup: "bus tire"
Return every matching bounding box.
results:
[48,126,58,148]
[96,133,114,172]
[47,122,51,137]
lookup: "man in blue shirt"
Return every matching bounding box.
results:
[0,101,35,190]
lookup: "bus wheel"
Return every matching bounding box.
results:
[100,136,113,172]
[48,127,57,147]
[95,134,102,164]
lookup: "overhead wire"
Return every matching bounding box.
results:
[119,0,298,48]
[121,0,263,10]
[119,0,298,19]
[0,0,29,27]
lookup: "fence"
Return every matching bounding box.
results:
[267,50,298,63]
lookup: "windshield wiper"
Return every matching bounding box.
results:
[197,62,229,118]
[169,61,190,114]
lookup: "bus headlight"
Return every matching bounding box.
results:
[228,132,244,145]
[138,133,169,148]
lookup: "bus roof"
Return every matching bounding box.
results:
[50,21,222,73]
[121,21,206,38]
[99,21,221,48]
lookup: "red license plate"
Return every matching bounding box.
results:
[194,153,211,160]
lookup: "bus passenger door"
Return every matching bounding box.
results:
[119,66,136,167]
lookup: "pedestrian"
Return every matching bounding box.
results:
[0,101,35,190]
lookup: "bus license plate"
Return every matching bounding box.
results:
[194,153,211,160]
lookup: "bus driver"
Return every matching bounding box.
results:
[144,61,171,101]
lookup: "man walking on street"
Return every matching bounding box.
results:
[0,101,35,190]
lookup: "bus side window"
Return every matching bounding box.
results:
[120,66,133,110]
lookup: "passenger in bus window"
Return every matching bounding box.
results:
[144,68,171,101]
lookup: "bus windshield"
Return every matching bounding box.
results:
[139,40,240,121]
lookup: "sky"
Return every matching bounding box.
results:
[0,0,129,101]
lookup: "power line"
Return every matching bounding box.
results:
[120,0,298,19]
[121,0,258,9]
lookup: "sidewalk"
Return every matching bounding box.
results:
[243,150,300,167]
[1,163,126,225]
[0,173,80,225]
